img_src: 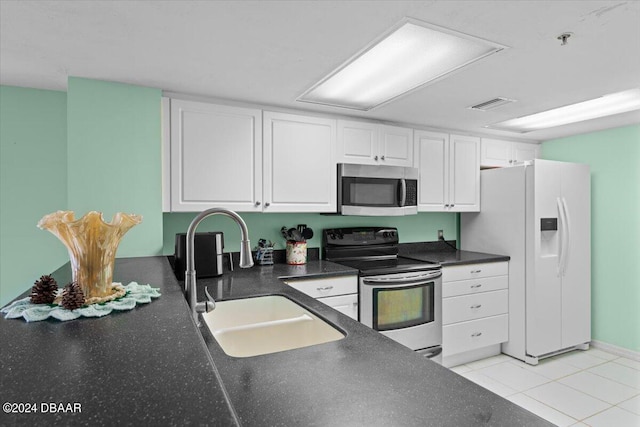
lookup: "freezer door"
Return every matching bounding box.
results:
[527,160,563,356]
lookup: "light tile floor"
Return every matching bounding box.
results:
[449,348,640,426]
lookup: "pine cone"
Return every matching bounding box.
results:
[60,282,85,310]
[30,275,59,304]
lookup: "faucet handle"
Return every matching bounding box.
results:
[195,286,216,314]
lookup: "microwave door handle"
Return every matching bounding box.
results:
[399,179,406,207]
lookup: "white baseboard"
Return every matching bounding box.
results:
[591,340,640,361]
[442,345,501,368]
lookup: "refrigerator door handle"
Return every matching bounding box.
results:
[561,197,571,276]
[557,197,566,277]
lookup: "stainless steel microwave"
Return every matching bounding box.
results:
[338,164,418,216]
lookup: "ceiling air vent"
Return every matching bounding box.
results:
[468,97,516,111]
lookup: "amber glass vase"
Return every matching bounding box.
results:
[37,211,142,300]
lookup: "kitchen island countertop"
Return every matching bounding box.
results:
[1,256,549,426]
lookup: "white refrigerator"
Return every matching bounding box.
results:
[461,159,590,365]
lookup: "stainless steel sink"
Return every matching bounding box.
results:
[202,295,345,357]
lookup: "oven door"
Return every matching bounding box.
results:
[359,270,442,351]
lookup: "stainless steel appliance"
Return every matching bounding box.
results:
[324,227,442,361]
[174,231,224,279]
[461,160,590,365]
[337,164,418,216]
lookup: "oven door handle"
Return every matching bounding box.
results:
[362,270,442,286]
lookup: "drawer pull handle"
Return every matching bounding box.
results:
[470,284,482,289]
[317,286,334,291]
[471,332,482,337]
[470,269,482,274]
[470,304,482,309]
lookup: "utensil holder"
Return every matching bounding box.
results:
[255,247,274,265]
[286,241,307,265]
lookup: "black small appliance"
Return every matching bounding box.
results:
[174,232,224,280]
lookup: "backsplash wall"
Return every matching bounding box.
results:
[162,212,458,255]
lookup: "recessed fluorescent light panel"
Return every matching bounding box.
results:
[488,88,640,133]
[297,18,506,111]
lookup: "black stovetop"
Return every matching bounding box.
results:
[323,226,441,275]
[329,256,440,276]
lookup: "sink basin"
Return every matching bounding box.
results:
[202,295,345,357]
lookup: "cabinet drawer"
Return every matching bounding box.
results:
[443,261,508,282]
[442,275,508,298]
[317,294,358,320]
[443,314,508,356]
[284,275,358,298]
[443,290,508,325]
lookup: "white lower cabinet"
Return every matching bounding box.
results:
[315,294,358,321]
[283,275,358,320]
[442,261,509,367]
[443,314,508,356]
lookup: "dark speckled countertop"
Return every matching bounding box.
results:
[0,255,547,427]
[399,241,510,266]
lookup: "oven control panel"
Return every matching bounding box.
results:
[323,227,399,246]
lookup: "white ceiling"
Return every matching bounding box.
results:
[2,0,640,141]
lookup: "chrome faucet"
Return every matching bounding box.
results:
[185,208,253,325]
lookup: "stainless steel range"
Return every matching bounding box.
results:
[323,227,442,360]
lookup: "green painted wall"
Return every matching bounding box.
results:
[0,86,68,307]
[67,77,163,257]
[542,124,640,352]
[163,212,458,254]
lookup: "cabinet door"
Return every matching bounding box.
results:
[317,294,358,320]
[449,134,480,212]
[170,99,262,212]
[481,138,512,168]
[415,131,449,211]
[337,119,378,165]
[263,112,336,212]
[284,275,358,298]
[512,142,539,164]
[379,125,413,167]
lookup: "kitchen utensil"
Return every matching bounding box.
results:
[281,226,289,240]
[290,229,303,242]
[297,224,307,234]
[302,227,314,240]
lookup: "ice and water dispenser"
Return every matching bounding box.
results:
[540,217,559,257]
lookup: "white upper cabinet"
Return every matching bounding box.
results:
[337,120,378,164]
[337,120,413,167]
[450,134,481,211]
[414,131,448,211]
[379,125,414,167]
[263,111,336,212]
[168,99,262,212]
[414,131,480,212]
[165,100,336,213]
[481,138,540,168]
